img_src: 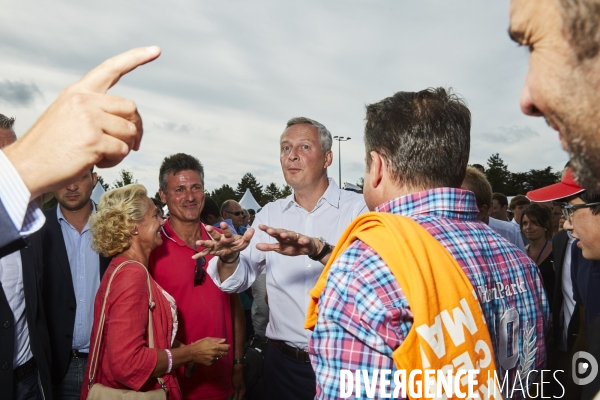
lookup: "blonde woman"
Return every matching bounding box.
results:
[81,184,229,399]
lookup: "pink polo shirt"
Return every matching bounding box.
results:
[149,219,233,400]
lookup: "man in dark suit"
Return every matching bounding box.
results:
[41,169,110,400]
[0,232,54,399]
[527,169,584,398]
[0,118,53,399]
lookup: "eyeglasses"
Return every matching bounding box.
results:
[225,210,245,217]
[560,202,600,221]
[194,256,206,286]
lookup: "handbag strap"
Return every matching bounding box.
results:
[88,260,166,391]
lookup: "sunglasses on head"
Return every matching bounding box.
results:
[194,255,206,286]
[225,210,245,216]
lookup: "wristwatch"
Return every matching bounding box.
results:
[233,358,246,366]
[308,237,333,262]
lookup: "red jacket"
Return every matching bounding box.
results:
[81,256,181,399]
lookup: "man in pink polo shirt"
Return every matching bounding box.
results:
[149,153,246,400]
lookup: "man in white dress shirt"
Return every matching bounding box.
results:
[462,167,526,252]
[200,117,367,400]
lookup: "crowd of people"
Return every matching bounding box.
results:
[2,1,600,399]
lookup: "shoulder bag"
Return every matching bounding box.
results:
[86,260,168,400]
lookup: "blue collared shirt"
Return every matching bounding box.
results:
[57,202,100,352]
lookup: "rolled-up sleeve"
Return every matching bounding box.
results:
[105,268,158,390]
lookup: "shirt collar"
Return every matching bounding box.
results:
[375,187,480,220]
[57,200,96,232]
[161,217,213,249]
[281,178,341,213]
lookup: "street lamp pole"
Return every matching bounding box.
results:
[333,136,351,186]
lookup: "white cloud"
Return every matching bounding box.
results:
[0,0,569,195]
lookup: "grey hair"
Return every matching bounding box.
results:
[159,153,204,192]
[0,114,15,130]
[285,117,332,154]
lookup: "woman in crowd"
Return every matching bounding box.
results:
[521,203,555,309]
[81,184,230,399]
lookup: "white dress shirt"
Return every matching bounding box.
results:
[0,251,33,367]
[488,217,526,253]
[0,150,45,235]
[208,179,367,349]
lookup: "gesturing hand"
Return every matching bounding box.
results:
[255,224,319,257]
[4,46,161,200]
[189,337,230,366]
[194,222,254,261]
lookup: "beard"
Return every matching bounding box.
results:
[555,63,600,192]
[567,137,600,192]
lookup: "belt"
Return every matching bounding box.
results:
[70,349,89,359]
[14,358,36,383]
[270,340,311,363]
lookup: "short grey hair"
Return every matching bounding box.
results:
[285,117,332,154]
[0,114,15,130]
[159,153,204,192]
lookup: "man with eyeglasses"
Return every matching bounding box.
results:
[528,167,600,398]
[149,153,246,400]
[221,200,248,235]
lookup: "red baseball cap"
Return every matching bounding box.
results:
[526,168,584,202]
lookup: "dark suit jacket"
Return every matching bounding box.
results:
[0,231,53,399]
[41,205,111,384]
[552,230,579,350]
[0,198,29,259]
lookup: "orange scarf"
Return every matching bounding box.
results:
[306,212,501,399]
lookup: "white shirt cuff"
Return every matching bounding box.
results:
[207,254,249,293]
[0,150,45,236]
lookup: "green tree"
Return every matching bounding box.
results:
[526,167,560,192]
[263,182,282,203]
[96,175,110,191]
[485,154,511,194]
[235,173,263,202]
[211,184,237,209]
[112,169,136,188]
[281,184,292,198]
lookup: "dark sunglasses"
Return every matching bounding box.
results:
[225,210,245,217]
[560,202,600,221]
[194,256,206,286]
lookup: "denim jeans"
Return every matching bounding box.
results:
[13,366,43,400]
[54,356,87,400]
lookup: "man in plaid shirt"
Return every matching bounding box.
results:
[308,88,549,399]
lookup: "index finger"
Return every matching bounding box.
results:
[75,46,161,94]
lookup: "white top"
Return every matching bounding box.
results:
[489,217,526,253]
[561,235,577,350]
[208,179,367,349]
[0,251,33,367]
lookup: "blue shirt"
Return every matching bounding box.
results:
[57,203,100,352]
[212,219,237,233]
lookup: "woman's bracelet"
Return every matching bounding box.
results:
[219,252,240,264]
[165,349,173,374]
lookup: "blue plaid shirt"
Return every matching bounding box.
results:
[308,188,549,399]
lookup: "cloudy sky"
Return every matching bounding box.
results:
[0,0,568,196]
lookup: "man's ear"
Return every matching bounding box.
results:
[369,151,384,189]
[159,188,167,204]
[478,204,489,222]
[324,150,333,169]
[91,172,98,187]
